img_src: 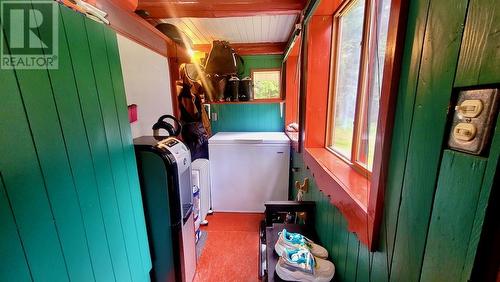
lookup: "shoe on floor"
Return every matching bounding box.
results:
[275,248,335,282]
[274,229,328,259]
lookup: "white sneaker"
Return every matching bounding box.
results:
[274,229,328,259]
[275,248,335,282]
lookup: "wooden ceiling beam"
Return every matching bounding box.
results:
[87,0,190,60]
[193,42,286,55]
[137,0,306,18]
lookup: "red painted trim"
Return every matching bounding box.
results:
[298,0,408,250]
[304,148,370,245]
[137,0,306,18]
[314,0,343,15]
[107,0,138,12]
[194,43,286,55]
[368,0,408,250]
[285,56,299,125]
[288,35,302,57]
[303,16,332,148]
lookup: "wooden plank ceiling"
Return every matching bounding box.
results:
[159,15,298,45]
[135,0,305,54]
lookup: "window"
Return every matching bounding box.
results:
[327,0,391,174]
[252,69,281,99]
[300,0,405,249]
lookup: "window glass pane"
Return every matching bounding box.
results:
[330,0,365,158]
[253,70,281,99]
[357,0,391,170]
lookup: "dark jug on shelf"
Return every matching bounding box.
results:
[239,77,254,101]
[225,76,240,101]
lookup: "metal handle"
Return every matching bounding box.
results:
[234,139,263,143]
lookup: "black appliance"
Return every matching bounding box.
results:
[134,137,196,282]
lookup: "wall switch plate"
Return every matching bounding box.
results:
[211,112,218,121]
[448,88,499,155]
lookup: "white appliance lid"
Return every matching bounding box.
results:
[209,132,290,144]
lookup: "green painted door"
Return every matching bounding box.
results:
[0,4,151,281]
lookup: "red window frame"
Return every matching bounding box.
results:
[300,0,408,249]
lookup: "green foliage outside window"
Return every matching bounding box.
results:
[253,70,280,99]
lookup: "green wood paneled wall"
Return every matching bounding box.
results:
[210,103,285,134]
[290,0,500,281]
[240,54,283,77]
[0,4,151,282]
[210,55,284,134]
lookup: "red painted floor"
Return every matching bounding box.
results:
[193,212,264,282]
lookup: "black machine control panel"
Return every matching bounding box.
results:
[164,139,179,147]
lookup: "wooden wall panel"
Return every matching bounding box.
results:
[381,0,431,272]
[290,0,500,281]
[208,54,285,134]
[292,144,495,282]
[454,0,500,276]
[86,19,145,282]
[455,0,500,87]
[0,34,68,282]
[0,176,32,282]
[325,197,335,257]
[104,26,153,273]
[0,4,151,280]
[420,151,487,281]
[344,234,359,281]
[50,8,116,281]
[326,206,337,274]
[61,9,133,281]
[313,191,324,239]
[461,113,500,281]
[330,209,343,278]
[389,0,468,280]
[335,212,350,281]
[210,103,285,134]
[8,6,96,280]
[355,243,370,282]
[241,54,284,77]
[324,203,334,261]
[67,17,131,281]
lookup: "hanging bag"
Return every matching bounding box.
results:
[204,40,238,75]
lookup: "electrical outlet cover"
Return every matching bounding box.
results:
[448,88,499,155]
